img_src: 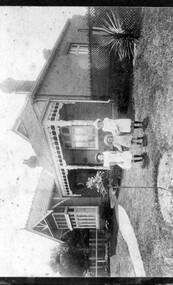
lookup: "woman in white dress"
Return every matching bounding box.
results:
[94,118,147,135]
[104,134,144,151]
[95,151,145,169]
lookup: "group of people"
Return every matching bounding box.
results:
[93,117,149,170]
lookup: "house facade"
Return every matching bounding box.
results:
[12,14,118,276]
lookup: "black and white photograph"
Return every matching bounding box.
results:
[1,5,173,280]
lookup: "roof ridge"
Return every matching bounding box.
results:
[25,168,45,229]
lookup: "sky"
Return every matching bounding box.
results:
[0,6,87,277]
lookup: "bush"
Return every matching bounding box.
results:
[49,244,86,277]
[92,11,139,61]
[86,171,109,196]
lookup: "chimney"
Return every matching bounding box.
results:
[23,156,40,168]
[0,78,35,94]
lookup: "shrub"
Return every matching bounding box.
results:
[86,171,109,196]
[49,244,86,277]
[92,11,139,60]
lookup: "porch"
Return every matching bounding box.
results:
[42,100,112,196]
[52,206,100,231]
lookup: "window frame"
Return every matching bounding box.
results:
[68,43,89,55]
[52,207,72,230]
[60,125,98,150]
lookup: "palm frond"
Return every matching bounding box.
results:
[92,10,137,61]
[106,11,124,33]
[103,13,124,34]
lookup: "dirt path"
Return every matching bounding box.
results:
[117,205,146,277]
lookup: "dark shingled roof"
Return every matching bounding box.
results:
[29,18,71,102]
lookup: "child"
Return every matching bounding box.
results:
[94,117,148,135]
[104,134,145,151]
[95,151,146,169]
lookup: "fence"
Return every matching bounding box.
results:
[89,229,109,277]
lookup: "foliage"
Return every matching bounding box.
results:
[49,243,86,277]
[92,11,139,60]
[61,229,89,249]
[86,171,109,196]
[99,201,113,222]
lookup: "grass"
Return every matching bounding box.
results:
[111,7,173,277]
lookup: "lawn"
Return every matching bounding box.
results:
[111,7,173,277]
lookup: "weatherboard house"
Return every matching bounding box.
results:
[12,15,117,275]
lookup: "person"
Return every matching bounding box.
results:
[93,117,148,135]
[104,134,145,151]
[95,151,146,169]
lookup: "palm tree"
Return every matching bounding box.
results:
[92,11,139,61]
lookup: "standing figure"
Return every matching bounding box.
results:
[95,151,145,169]
[94,117,148,135]
[104,134,145,151]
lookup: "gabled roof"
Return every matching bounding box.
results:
[16,119,29,141]
[12,18,71,140]
[12,15,87,197]
[11,113,29,141]
[12,99,55,175]
[25,169,65,243]
[11,98,30,142]
[29,18,71,102]
[25,169,55,229]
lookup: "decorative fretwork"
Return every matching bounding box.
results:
[46,102,72,196]
[46,102,107,195]
[48,128,71,196]
[48,102,63,121]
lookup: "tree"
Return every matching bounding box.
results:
[92,11,139,61]
[49,243,86,277]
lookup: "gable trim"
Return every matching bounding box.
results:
[33,210,53,228]
[25,228,64,244]
[11,117,29,142]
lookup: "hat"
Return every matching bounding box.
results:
[95,152,103,162]
[104,134,113,146]
[93,118,102,129]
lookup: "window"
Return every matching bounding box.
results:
[53,207,71,230]
[60,125,98,149]
[68,206,98,228]
[53,207,98,229]
[69,43,89,55]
